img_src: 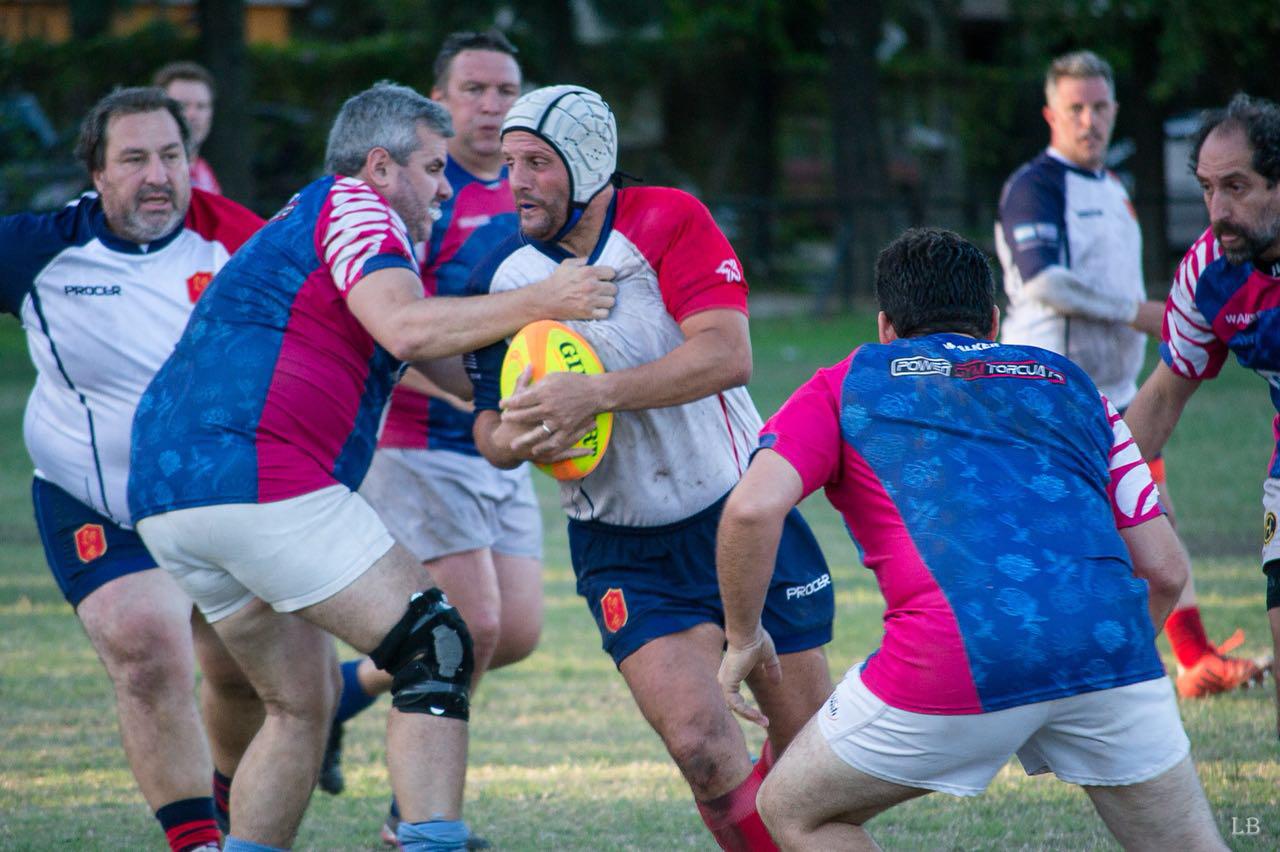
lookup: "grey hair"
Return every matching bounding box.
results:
[323,81,454,176]
[1044,50,1115,105]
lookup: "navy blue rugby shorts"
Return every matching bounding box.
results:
[567,492,834,666]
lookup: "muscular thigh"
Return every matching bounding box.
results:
[300,542,435,653]
[762,714,928,829]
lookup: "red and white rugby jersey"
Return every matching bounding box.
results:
[470,186,759,526]
[0,190,262,526]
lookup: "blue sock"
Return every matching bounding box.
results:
[223,837,288,852]
[334,659,377,724]
[397,818,469,852]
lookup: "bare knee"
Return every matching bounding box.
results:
[756,773,792,840]
[662,709,744,798]
[492,614,541,668]
[95,613,195,702]
[461,604,501,669]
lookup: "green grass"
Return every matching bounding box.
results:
[1,315,1279,850]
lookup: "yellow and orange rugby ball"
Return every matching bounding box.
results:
[500,320,613,481]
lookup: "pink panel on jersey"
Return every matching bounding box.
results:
[614,187,749,322]
[255,267,376,502]
[761,359,982,714]
[380,383,431,449]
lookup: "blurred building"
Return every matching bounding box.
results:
[0,0,305,45]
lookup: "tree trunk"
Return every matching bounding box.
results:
[198,0,254,205]
[827,0,887,307]
[69,0,115,40]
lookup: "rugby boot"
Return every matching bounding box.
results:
[318,719,346,795]
[1175,629,1267,698]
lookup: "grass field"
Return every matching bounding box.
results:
[1,313,1278,850]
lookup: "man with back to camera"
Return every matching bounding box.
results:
[0,86,264,851]
[125,81,615,852]
[153,61,221,194]
[717,227,1224,851]
[1125,93,1280,735]
[467,84,835,850]
[995,49,1261,698]
[319,32,547,847]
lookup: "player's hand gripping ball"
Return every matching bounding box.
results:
[500,320,613,480]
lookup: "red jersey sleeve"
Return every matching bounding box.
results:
[758,355,853,496]
[184,188,263,254]
[616,187,748,322]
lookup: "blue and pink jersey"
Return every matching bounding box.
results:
[128,175,417,520]
[761,334,1166,714]
[1162,228,1280,475]
[379,158,517,455]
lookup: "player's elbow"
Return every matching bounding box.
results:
[721,482,787,532]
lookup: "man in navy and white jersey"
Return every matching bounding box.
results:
[468,85,835,850]
[994,50,1256,699]
[1126,94,1280,734]
[0,88,263,852]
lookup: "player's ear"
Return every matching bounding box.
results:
[362,147,394,190]
[987,305,1000,341]
[877,311,898,344]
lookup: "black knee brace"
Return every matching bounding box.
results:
[1265,560,1280,611]
[369,588,474,721]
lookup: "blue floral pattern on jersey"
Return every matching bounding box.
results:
[839,333,1164,711]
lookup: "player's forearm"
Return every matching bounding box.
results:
[1123,364,1199,460]
[393,288,563,361]
[717,477,792,645]
[1021,267,1139,324]
[595,325,751,413]
[472,410,524,469]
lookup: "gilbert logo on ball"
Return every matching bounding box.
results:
[501,320,613,480]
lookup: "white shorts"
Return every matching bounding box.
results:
[818,668,1190,797]
[360,448,543,562]
[1262,478,1280,564]
[136,485,395,623]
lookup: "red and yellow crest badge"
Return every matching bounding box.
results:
[74,523,107,563]
[600,587,628,633]
[186,271,213,303]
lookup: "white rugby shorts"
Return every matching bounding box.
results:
[818,667,1189,796]
[360,448,542,562]
[1261,478,1280,565]
[136,485,395,622]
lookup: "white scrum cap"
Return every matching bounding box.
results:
[501,85,617,206]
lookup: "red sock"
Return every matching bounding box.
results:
[1165,606,1213,667]
[755,740,775,778]
[155,796,221,852]
[695,769,778,852]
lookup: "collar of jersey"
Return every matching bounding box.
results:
[91,200,185,255]
[526,191,618,266]
[1045,147,1105,180]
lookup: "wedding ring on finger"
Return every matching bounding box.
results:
[540,422,554,436]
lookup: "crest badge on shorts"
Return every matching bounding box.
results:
[601,587,628,633]
[74,523,107,563]
[1265,511,1276,546]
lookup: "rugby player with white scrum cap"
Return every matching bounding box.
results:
[467,85,835,850]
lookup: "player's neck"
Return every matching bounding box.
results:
[449,143,502,182]
[558,186,615,257]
